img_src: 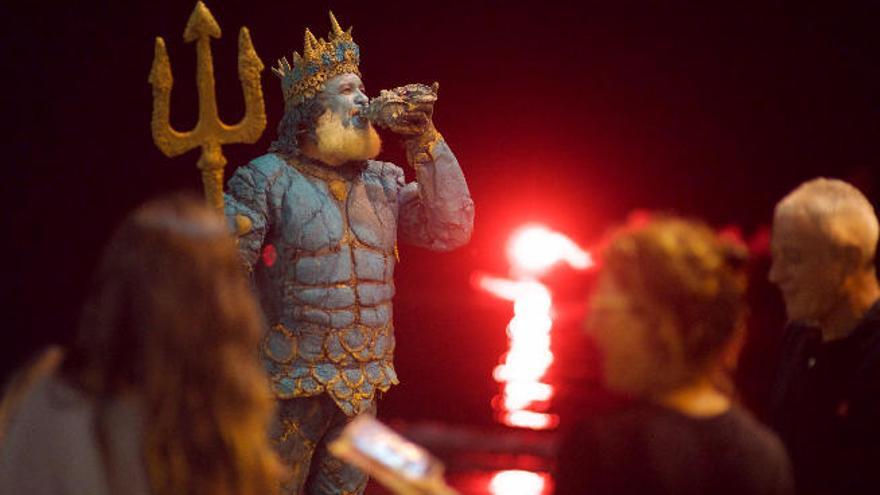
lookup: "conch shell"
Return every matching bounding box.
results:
[365,82,439,131]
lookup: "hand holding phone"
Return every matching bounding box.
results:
[328,415,459,495]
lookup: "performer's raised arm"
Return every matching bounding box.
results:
[398,140,474,251]
[371,83,475,251]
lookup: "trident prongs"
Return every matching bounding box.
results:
[149,1,266,211]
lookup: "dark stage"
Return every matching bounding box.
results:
[4,1,880,492]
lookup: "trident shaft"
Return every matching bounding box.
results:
[149,1,266,211]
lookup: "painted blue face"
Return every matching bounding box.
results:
[321,73,369,129]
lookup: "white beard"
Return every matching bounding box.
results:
[304,109,382,166]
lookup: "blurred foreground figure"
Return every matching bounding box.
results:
[769,178,880,495]
[555,217,792,495]
[0,195,281,495]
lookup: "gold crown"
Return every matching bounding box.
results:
[272,12,361,106]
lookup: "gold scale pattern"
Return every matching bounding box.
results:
[263,158,400,415]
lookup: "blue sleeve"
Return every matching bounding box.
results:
[224,158,279,270]
[397,140,474,251]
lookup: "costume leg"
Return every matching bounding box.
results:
[304,399,377,495]
[271,396,333,495]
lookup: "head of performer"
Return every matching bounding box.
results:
[587,216,748,405]
[63,194,281,495]
[270,12,381,166]
[769,178,880,340]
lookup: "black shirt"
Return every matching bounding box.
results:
[555,402,793,495]
[770,300,880,495]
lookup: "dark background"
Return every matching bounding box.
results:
[4,0,880,426]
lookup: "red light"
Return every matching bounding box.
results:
[507,224,592,276]
[261,244,277,267]
[501,381,555,410]
[489,470,550,495]
[477,224,593,431]
[501,410,560,430]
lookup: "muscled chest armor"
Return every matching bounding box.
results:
[229,154,404,415]
[266,160,398,327]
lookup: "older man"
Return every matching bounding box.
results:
[224,13,474,495]
[768,178,880,495]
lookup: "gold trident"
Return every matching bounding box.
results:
[149,1,266,211]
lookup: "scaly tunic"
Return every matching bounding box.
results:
[225,140,473,415]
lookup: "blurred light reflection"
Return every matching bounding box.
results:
[489,470,550,495]
[475,224,592,431]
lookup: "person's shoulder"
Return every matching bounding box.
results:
[0,374,115,495]
[779,322,816,348]
[246,153,289,177]
[854,313,880,394]
[840,301,880,382]
[8,374,93,436]
[860,306,880,355]
[567,402,669,445]
[720,406,794,493]
[723,406,789,460]
[228,154,294,197]
[775,323,819,371]
[591,402,786,464]
[1,373,95,464]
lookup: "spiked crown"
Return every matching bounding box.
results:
[272,12,361,106]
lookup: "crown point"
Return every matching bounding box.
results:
[303,28,319,58]
[328,11,344,38]
[286,17,360,106]
[272,56,290,78]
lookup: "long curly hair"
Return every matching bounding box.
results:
[63,194,281,495]
[269,96,325,157]
[599,216,748,395]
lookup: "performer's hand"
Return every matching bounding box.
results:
[367,82,443,164]
[369,82,439,137]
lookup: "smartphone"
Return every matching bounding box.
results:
[328,415,456,495]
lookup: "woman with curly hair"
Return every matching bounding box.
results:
[0,194,281,495]
[555,216,793,495]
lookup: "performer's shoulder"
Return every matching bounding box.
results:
[246,152,289,176]
[230,153,296,191]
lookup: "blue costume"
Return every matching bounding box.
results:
[225,140,473,415]
[223,14,473,494]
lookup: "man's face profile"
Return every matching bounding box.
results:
[302,73,381,166]
[321,73,369,129]
[769,212,848,324]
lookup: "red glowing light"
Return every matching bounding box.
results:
[261,244,277,267]
[501,410,560,430]
[501,381,555,410]
[507,224,592,276]
[477,224,592,431]
[489,470,550,495]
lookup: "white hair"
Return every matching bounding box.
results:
[775,177,879,263]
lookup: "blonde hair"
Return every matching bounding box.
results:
[775,178,878,265]
[600,216,748,394]
[64,194,281,495]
